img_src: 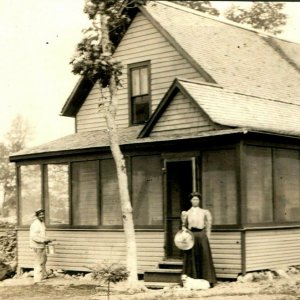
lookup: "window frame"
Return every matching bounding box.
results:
[18,164,43,227]
[131,154,164,229]
[71,160,101,228]
[243,144,300,227]
[45,163,71,228]
[128,61,151,125]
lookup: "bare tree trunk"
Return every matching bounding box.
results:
[100,12,138,285]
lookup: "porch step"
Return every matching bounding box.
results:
[158,261,183,270]
[144,268,182,283]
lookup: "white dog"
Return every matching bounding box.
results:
[181,274,210,290]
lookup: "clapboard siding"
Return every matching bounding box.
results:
[245,228,300,271]
[210,231,242,278]
[17,230,164,273]
[18,230,241,278]
[76,12,204,132]
[151,92,214,136]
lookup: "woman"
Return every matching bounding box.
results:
[181,192,217,286]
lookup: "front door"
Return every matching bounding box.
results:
[165,159,194,258]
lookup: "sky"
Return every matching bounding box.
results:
[0,1,300,147]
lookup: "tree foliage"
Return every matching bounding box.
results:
[172,1,219,16]
[0,115,31,217]
[71,0,146,87]
[225,2,287,35]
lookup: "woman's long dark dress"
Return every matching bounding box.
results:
[182,227,217,284]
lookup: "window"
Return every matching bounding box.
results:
[244,146,300,224]
[47,164,70,225]
[132,155,163,226]
[72,161,98,226]
[245,146,273,223]
[274,149,300,222]
[19,165,42,225]
[202,149,237,225]
[101,159,123,225]
[129,61,150,124]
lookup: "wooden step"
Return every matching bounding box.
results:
[144,269,182,283]
[158,261,183,270]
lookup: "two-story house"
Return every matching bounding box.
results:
[10,1,300,281]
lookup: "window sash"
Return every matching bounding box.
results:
[131,67,149,97]
[132,95,150,124]
[129,62,150,125]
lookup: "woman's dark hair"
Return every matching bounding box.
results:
[189,192,202,200]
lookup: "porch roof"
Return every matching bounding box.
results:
[10,127,245,162]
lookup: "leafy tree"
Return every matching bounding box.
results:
[70,0,146,287]
[0,115,32,218]
[224,2,287,35]
[172,1,219,16]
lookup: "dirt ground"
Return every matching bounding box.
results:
[1,271,300,300]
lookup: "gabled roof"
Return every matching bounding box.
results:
[140,78,300,138]
[61,76,94,117]
[62,1,300,116]
[143,1,300,103]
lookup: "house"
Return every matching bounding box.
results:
[10,1,300,281]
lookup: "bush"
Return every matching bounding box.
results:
[90,261,129,300]
[0,221,17,263]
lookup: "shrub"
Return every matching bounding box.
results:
[0,221,17,263]
[90,261,129,300]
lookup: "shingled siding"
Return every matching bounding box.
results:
[76,12,204,132]
[17,230,165,273]
[150,91,215,137]
[245,228,300,272]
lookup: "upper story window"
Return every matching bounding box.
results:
[128,61,151,125]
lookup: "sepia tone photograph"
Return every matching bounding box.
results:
[1,1,300,299]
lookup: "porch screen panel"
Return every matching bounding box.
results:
[72,161,98,226]
[245,146,273,223]
[47,164,69,225]
[202,149,237,225]
[132,155,163,226]
[20,165,42,225]
[101,159,122,225]
[274,149,300,222]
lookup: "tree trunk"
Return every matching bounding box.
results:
[100,12,138,285]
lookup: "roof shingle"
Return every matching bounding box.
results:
[178,79,300,136]
[144,1,300,104]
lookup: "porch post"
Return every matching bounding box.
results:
[237,140,247,275]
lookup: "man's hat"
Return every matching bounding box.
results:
[35,208,45,216]
[174,229,194,250]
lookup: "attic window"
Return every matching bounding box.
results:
[128,61,151,125]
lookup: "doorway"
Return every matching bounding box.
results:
[165,159,195,258]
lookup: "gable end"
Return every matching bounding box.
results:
[139,79,224,138]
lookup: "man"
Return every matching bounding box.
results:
[29,208,53,283]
